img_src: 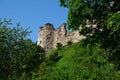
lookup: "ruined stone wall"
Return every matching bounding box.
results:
[37,23,85,51]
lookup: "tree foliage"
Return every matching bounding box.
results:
[60,0,120,29]
[0,19,45,80]
[60,0,120,69]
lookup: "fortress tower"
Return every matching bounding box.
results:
[37,23,55,50]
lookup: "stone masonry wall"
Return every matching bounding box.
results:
[37,23,85,51]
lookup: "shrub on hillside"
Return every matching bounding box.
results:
[49,51,58,61]
[56,42,63,49]
[67,41,73,45]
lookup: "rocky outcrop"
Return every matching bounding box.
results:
[37,23,85,51]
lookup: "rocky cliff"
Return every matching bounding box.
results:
[37,23,85,51]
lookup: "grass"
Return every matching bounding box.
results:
[32,41,120,80]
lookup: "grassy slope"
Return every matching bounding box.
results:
[32,41,120,80]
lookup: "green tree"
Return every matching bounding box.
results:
[0,19,45,80]
[60,0,120,69]
[60,0,120,30]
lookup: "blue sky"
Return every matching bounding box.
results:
[0,0,68,42]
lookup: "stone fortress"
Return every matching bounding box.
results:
[37,23,85,51]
